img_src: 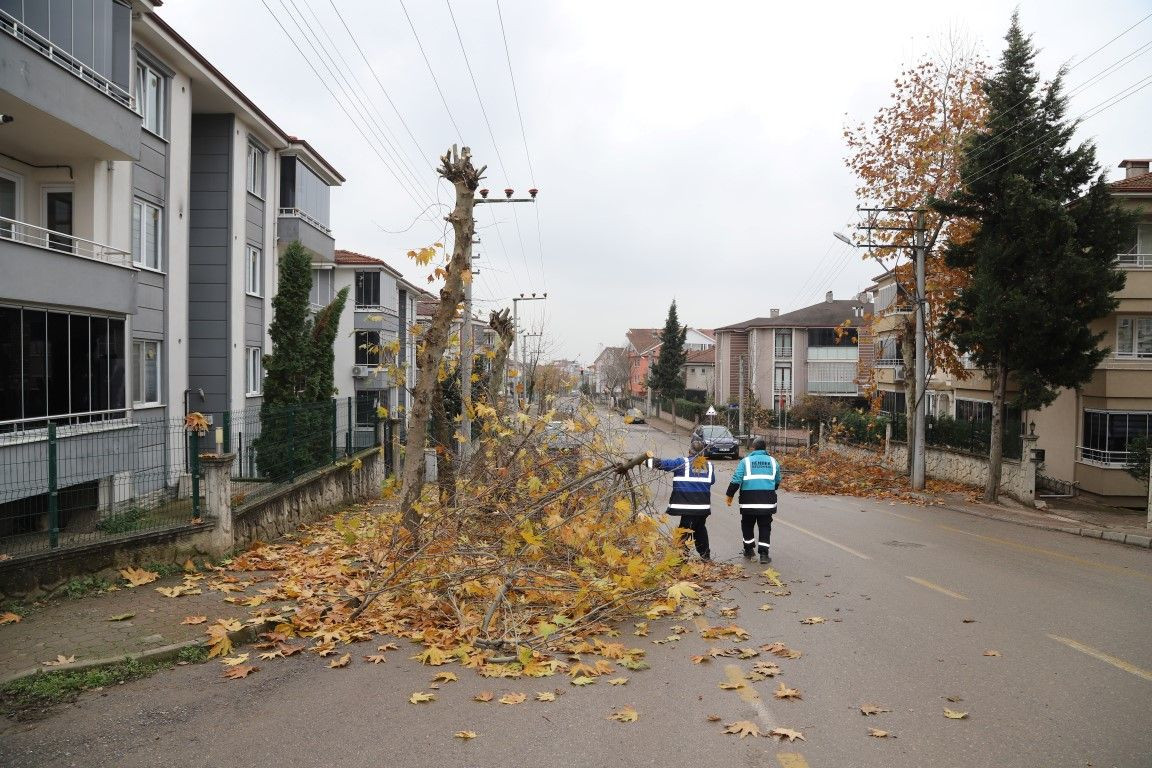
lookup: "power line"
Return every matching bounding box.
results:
[399,0,465,144]
[325,0,439,174]
[259,0,433,217]
[495,0,548,290]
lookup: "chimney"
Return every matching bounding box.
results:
[825,291,834,303]
[1119,159,1151,179]
[769,308,780,318]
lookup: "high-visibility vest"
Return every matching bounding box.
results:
[667,458,714,514]
[735,454,778,511]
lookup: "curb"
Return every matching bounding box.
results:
[0,617,275,687]
[936,502,1152,549]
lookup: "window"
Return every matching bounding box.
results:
[131,199,162,269]
[875,337,902,364]
[956,399,992,423]
[132,340,161,405]
[355,390,379,427]
[355,331,380,366]
[309,269,333,308]
[136,60,165,136]
[43,187,73,253]
[355,271,381,308]
[246,245,262,296]
[808,327,857,347]
[246,347,263,395]
[774,329,793,358]
[1081,410,1151,465]
[279,156,332,229]
[774,365,792,392]
[0,307,126,432]
[0,169,21,239]
[247,142,265,197]
[1116,316,1152,359]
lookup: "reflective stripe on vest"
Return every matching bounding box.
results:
[676,459,713,484]
[742,456,777,481]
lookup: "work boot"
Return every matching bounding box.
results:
[700,550,712,562]
[742,546,755,559]
[759,551,772,564]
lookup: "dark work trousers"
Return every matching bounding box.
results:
[677,516,710,557]
[740,513,774,554]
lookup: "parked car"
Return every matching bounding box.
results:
[623,408,646,424]
[692,425,740,459]
[542,420,580,454]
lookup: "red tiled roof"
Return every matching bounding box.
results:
[685,348,715,365]
[334,249,385,266]
[626,329,661,355]
[1109,171,1152,192]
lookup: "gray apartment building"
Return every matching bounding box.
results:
[0,1,341,545]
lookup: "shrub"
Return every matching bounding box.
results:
[95,506,145,534]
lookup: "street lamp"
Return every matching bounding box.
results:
[833,231,855,246]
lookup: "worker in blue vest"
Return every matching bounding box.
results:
[725,437,781,564]
[646,438,715,561]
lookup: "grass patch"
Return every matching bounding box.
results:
[95,506,146,534]
[143,561,184,579]
[1,656,171,721]
[57,575,112,600]
[176,644,209,664]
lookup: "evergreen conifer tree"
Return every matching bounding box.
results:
[648,301,688,421]
[935,14,1129,501]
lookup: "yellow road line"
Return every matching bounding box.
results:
[938,525,1152,581]
[1047,634,1152,682]
[724,663,762,705]
[777,520,872,560]
[905,575,969,601]
[777,754,811,768]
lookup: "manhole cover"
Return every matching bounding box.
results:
[882,540,925,548]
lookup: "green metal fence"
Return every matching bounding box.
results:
[0,397,390,558]
[872,412,1024,460]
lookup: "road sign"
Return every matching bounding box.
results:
[705,406,717,417]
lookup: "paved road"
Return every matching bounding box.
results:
[3,411,1150,768]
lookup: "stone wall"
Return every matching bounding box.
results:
[825,439,1036,505]
[0,446,389,600]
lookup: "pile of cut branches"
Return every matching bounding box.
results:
[783,449,977,502]
[216,403,735,675]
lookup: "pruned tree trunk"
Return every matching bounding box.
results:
[432,379,455,506]
[984,364,1007,502]
[399,146,484,540]
[487,308,514,406]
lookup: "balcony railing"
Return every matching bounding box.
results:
[0,10,132,109]
[1,216,133,267]
[1077,445,1133,467]
[279,207,332,235]
[1117,252,1152,269]
[875,357,904,367]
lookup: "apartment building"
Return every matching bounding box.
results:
[0,2,340,531]
[714,292,873,410]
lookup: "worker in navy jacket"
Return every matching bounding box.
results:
[646,438,715,561]
[725,437,781,564]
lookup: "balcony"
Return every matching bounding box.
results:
[1116,252,1151,269]
[0,217,137,314]
[0,17,139,161]
[278,208,334,262]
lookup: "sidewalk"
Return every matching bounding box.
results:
[640,409,1151,548]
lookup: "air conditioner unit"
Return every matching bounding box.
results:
[352,365,369,378]
[893,365,906,381]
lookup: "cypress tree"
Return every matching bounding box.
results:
[935,14,1129,501]
[649,301,688,420]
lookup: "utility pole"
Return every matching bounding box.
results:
[510,292,546,409]
[521,330,543,408]
[738,355,746,438]
[912,211,927,490]
[457,237,482,462]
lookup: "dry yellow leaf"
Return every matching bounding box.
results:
[42,654,76,667]
[473,691,493,702]
[364,654,387,664]
[409,691,436,704]
[737,648,759,659]
[758,604,773,611]
[180,616,207,625]
[774,682,802,700]
[433,671,459,682]
[860,704,892,716]
[328,653,351,669]
[453,731,477,740]
[607,677,629,686]
[535,691,556,701]
[868,728,891,738]
[499,692,526,705]
[983,650,1001,657]
[221,653,249,667]
[119,567,159,587]
[706,714,722,722]
[769,727,805,742]
[723,720,761,739]
[0,611,22,625]
[609,706,639,723]
[223,664,257,679]
[718,681,745,690]
[943,709,968,720]
[800,616,826,625]
[570,675,595,686]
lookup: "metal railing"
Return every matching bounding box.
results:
[1,216,134,267]
[279,207,332,235]
[1116,252,1152,269]
[0,10,133,109]
[1076,445,1132,466]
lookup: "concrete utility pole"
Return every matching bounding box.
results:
[457,237,482,462]
[912,211,927,491]
[510,293,547,409]
[738,355,746,438]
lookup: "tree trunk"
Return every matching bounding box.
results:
[431,379,455,506]
[399,146,482,540]
[984,364,1007,502]
[901,325,916,476]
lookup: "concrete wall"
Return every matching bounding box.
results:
[825,440,1036,505]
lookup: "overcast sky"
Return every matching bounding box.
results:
[159,0,1151,364]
